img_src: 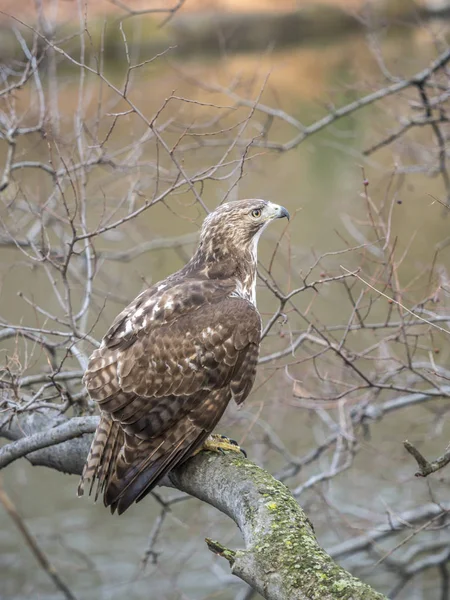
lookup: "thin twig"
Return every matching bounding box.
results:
[0,478,78,600]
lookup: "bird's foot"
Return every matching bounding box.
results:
[197,434,247,458]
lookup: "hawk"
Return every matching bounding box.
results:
[78,199,289,514]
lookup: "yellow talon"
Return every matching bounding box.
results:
[196,434,247,457]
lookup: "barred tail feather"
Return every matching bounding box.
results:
[77,413,122,500]
[106,425,207,515]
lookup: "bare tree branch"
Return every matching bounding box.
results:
[0,416,97,470]
[404,441,450,478]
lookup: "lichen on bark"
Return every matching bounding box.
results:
[170,454,388,600]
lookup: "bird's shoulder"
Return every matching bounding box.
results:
[84,275,261,396]
[101,273,258,352]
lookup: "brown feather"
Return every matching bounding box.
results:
[78,200,288,514]
[107,388,230,514]
[77,413,122,499]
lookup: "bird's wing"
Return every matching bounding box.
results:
[81,286,261,513]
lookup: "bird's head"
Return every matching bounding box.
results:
[198,199,289,263]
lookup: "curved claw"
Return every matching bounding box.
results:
[199,434,247,458]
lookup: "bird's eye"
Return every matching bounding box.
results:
[251,208,262,219]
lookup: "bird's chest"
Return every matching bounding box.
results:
[231,275,256,306]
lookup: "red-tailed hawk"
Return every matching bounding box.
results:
[78,199,289,514]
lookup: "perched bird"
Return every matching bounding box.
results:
[78,199,289,514]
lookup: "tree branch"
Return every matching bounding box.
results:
[0,416,98,470]
[404,440,450,477]
[0,412,387,600]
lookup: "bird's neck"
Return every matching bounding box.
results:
[233,259,257,305]
[183,243,258,305]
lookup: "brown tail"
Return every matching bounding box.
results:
[105,424,207,515]
[78,412,205,515]
[79,392,229,515]
[77,413,123,501]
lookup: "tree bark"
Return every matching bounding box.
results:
[0,412,388,600]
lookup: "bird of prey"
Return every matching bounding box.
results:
[78,199,289,514]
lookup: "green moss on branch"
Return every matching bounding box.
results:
[170,454,387,600]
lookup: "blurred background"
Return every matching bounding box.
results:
[1,1,450,599]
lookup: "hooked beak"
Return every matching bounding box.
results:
[268,202,290,221]
[277,205,290,221]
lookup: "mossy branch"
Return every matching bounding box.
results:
[170,452,387,600]
[1,411,388,600]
